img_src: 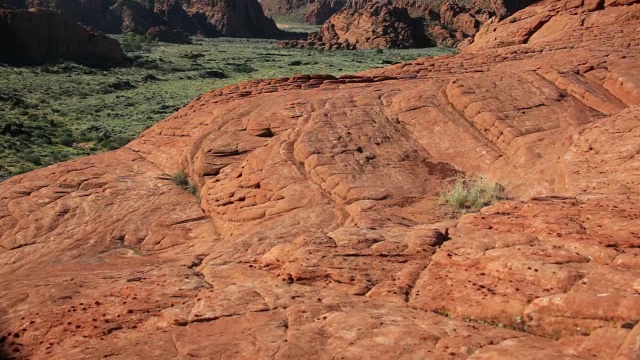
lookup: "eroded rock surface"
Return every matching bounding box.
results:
[2,0,640,358]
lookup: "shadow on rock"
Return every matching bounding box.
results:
[0,307,16,360]
[0,348,11,360]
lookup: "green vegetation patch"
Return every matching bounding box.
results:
[0,37,455,180]
[120,32,152,53]
[439,177,505,212]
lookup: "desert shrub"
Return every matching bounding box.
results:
[120,32,151,53]
[187,183,200,199]
[12,164,34,176]
[230,63,256,73]
[440,177,504,212]
[59,136,75,147]
[172,171,189,188]
[21,152,42,166]
[171,171,200,199]
[100,135,131,150]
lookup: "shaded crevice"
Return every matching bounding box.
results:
[169,216,208,226]
[188,306,285,325]
[521,15,553,45]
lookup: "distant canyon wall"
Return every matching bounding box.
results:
[263,0,540,45]
[5,0,280,37]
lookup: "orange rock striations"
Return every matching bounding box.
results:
[1,0,640,358]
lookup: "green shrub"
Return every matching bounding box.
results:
[171,171,200,199]
[172,171,189,188]
[59,136,75,147]
[230,63,256,73]
[120,32,152,53]
[187,183,200,199]
[21,152,42,166]
[440,177,504,212]
[12,164,34,176]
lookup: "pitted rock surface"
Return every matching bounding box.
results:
[2,0,640,358]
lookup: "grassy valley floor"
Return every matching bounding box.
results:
[0,36,454,180]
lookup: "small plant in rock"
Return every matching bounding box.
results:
[172,170,189,188]
[171,171,200,200]
[440,177,504,212]
[187,183,200,200]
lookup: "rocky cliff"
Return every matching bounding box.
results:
[261,0,348,24]
[9,0,280,38]
[2,0,640,358]
[265,0,540,46]
[0,8,126,66]
[278,1,432,50]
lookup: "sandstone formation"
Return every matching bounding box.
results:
[0,8,126,66]
[262,0,348,24]
[278,1,431,50]
[2,0,640,358]
[269,0,540,47]
[8,0,280,38]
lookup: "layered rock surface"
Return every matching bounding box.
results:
[2,0,640,358]
[8,0,280,38]
[0,8,126,66]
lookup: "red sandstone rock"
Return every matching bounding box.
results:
[262,0,348,24]
[0,8,126,66]
[9,0,280,38]
[278,1,431,50]
[267,0,541,46]
[2,0,640,358]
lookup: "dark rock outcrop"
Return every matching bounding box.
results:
[9,0,281,38]
[0,8,126,66]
